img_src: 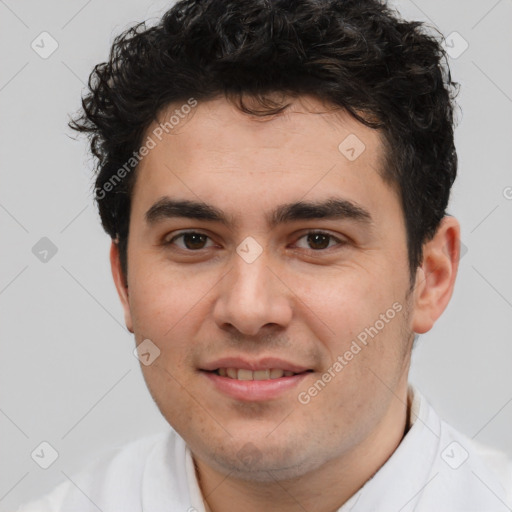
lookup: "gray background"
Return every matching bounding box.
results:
[1,0,511,509]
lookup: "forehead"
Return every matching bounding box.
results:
[131,95,398,225]
[147,95,383,167]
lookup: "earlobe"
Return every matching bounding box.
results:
[411,216,461,334]
[110,240,134,333]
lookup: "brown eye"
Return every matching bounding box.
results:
[167,231,213,250]
[306,233,331,250]
[294,231,345,251]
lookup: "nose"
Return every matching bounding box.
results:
[212,250,293,337]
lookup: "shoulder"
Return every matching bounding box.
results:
[403,385,512,511]
[442,421,512,507]
[416,390,512,511]
[15,430,177,512]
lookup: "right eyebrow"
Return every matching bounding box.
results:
[145,198,234,226]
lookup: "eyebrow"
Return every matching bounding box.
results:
[145,196,373,229]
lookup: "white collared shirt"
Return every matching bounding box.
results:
[17,384,512,512]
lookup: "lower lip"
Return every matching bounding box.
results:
[201,371,311,401]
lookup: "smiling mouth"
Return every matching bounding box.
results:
[208,368,314,380]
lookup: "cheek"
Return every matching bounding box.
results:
[127,266,209,374]
[127,262,196,334]
[298,268,387,337]
[140,361,202,436]
[297,267,408,378]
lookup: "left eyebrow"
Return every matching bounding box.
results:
[144,196,374,229]
[267,197,373,229]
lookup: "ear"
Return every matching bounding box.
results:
[110,240,134,333]
[411,216,461,334]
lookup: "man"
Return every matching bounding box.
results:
[18,0,512,510]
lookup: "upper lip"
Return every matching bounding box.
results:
[200,357,311,373]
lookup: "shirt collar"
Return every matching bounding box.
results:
[181,384,510,511]
[338,383,440,511]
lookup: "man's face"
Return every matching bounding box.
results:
[117,95,417,480]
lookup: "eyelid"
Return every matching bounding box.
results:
[291,230,348,251]
[165,230,216,248]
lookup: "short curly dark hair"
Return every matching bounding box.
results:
[70,0,459,284]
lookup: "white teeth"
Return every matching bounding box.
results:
[217,368,296,380]
[226,368,238,379]
[237,369,253,381]
[270,368,285,379]
[253,369,270,380]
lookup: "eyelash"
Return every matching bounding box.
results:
[164,230,347,253]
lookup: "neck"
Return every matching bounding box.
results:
[194,383,412,512]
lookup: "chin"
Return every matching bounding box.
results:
[201,442,324,482]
